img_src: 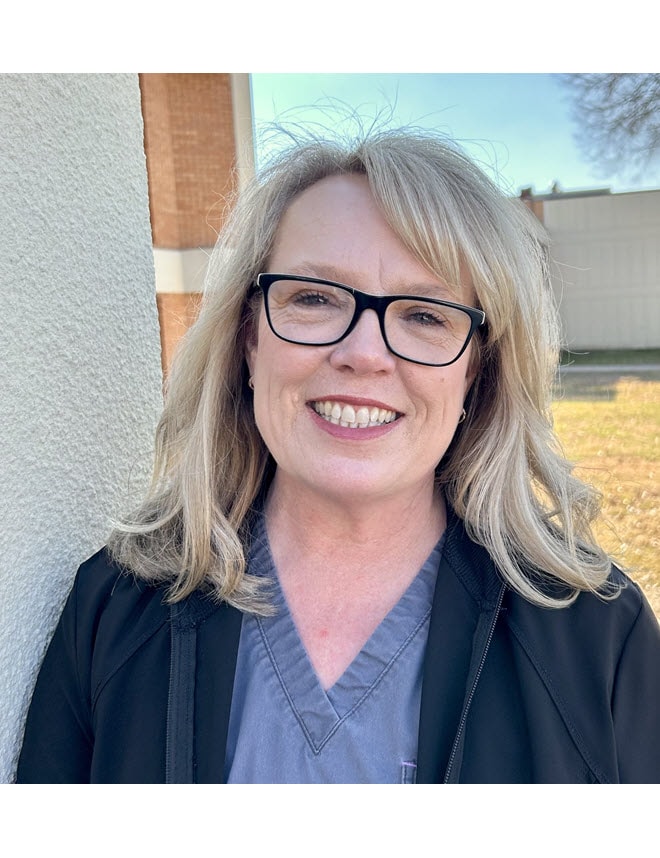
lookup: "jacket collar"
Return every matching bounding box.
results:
[442,505,506,609]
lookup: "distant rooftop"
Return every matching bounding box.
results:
[519,184,611,201]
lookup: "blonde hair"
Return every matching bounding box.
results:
[109,126,613,610]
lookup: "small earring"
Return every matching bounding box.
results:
[458,408,466,424]
[248,377,254,390]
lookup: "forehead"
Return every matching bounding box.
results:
[269,173,474,302]
[270,174,413,270]
[274,173,378,238]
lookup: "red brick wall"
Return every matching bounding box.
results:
[156,292,202,374]
[139,73,237,249]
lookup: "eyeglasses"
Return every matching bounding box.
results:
[255,273,486,367]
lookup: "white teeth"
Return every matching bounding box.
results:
[356,407,370,427]
[312,400,398,429]
[340,404,356,426]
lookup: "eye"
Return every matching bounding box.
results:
[291,289,332,306]
[270,280,352,314]
[405,308,447,327]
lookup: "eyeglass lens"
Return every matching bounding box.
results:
[265,278,475,365]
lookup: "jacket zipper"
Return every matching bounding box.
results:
[165,607,176,784]
[443,583,506,783]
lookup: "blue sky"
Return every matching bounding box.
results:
[251,74,660,196]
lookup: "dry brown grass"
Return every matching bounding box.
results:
[552,369,660,618]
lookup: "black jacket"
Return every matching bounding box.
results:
[16,511,660,783]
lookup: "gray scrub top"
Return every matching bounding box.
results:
[224,512,443,783]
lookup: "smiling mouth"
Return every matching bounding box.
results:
[311,400,400,429]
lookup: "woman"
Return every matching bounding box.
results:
[17,127,660,783]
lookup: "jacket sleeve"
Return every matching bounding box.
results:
[612,590,660,783]
[16,568,97,783]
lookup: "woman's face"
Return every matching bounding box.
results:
[246,173,477,509]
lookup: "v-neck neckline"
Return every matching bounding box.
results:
[249,513,443,752]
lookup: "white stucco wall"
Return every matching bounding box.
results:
[0,74,163,782]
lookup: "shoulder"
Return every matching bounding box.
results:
[69,548,225,687]
[505,564,656,654]
[503,567,660,782]
[500,564,660,739]
[444,510,658,671]
[444,506,655,644]
[72,546,139,605]
[63,548,172,687]
[71,546,168,629]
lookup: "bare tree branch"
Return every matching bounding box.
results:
[559,73,660,178]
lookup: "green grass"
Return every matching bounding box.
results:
[552,369,660,618]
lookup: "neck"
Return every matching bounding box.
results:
[262,472,446,690]
[264,471,446,578]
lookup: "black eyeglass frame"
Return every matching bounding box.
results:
[255,273,486,367]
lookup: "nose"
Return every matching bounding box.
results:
[328,308,397,374]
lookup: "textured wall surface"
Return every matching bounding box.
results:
[545,190,660,349]
[0,74,163,782]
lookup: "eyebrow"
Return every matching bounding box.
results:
[283,262,460,300]
[285,262,350,283]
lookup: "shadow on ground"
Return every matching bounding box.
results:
[554,369,660,401]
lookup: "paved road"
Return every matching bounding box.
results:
[559,364,660,373]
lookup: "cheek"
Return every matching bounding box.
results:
[249,337,312,429]
[410,363,473,416]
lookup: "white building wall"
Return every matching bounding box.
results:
[544,190,660,349]
[0,74,163,782]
